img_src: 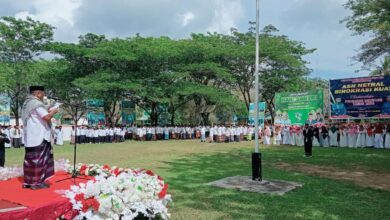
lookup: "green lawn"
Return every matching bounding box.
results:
[4,141,390,220]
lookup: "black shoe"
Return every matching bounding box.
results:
[22,184,31,189]
[30,184,49,190]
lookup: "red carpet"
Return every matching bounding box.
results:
[0,171,92,220]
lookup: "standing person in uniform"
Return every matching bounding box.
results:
[11,125,22,148]
[55,126,64,146]
[21,86,58,190]
[303,123,314,157]
[0,127,10,167]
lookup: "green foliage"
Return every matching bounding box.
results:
[370,56,390,75]
[343,0,390,67]
[0,16,54,124]
[1,15,319,126]
[0,16,54,61]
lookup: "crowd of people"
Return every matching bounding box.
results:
[0,125,24,148]
[68,126,126,144]
[267,122,390,149]
[2,123,390,149]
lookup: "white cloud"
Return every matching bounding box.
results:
[0,0,373,77]
[14,0,81,27]
[181,12,195,27]
[13,0,82,42]
[207,0,244,34]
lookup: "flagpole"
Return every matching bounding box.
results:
[252,0,262,181]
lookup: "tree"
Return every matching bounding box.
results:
[257,26,315,122]
[342,0,390,68]
[370,56,390,75]
[0,16,54,125]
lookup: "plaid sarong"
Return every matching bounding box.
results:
[23,141,54,186]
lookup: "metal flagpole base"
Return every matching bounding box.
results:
[252,152,262,181]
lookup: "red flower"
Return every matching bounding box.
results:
[146,170,154,176]
[74,193,85,202]
[81,200,89,212]
[81,198,100,212]
[79,164,88,175]
[103,165,110,170]
[112,168,121,176]
[86,198,100,211]
[158,184,168,199]
[157,175,163,181]
[90,198,100,211]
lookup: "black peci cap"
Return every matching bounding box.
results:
[29,86,45,92]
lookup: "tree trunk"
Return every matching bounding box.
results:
[201,113,209,125]
[170,108,175,126]
[149,103,158,126]
[14,104,19,126]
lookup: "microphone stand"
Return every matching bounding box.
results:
[56,104,88,184]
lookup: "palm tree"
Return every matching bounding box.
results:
[370,56,390,76]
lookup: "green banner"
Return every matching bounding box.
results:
[121,100,136,125]
[275,90,324,125]
[248,102,266,127]
[87,99,105,126]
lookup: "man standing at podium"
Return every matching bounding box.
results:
[21,86,58,190]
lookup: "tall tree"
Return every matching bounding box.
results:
[0,16,54,125]
[342,0,390,68]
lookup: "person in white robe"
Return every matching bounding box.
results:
[339,126,348,147]
[282,126,291,145]
[384,125,390,149]
[347,124,357,148]
[365,125,374,147]
[374,124,384,148]
[328,124,339,147]
[355,125,366,148]
[290,126,296,146]
[312,126,320,147]
[297,127,304,146]
[263,125,271,145]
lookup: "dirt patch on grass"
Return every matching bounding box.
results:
[275,162,390,191]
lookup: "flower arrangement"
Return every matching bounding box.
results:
[65,163,171,220]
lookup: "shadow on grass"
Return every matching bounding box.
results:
[162,148,390,220]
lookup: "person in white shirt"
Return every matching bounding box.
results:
[55,126,64,146]
[76,126,81,144]
[80,126,87,144]
[146,126,152,141]
[164,126,170,140]
[3,126,11,148]
[70,126,75,144]
[108,127,115,143]
[21,86,58,190]
[93,127,99,143]
[120,128,126,142]
[10,125,22,148]
[151,126,156,141]
[200,126,206,142]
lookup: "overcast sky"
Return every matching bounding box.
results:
[0,0,371,79]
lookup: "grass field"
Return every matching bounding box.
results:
[4,140,390,220]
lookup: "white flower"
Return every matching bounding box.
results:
[64,163,172,219]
